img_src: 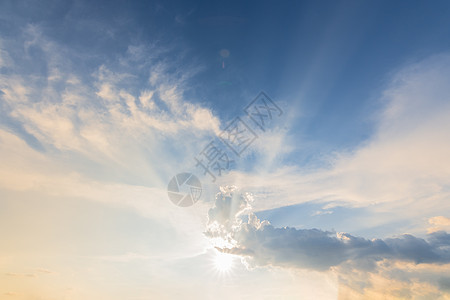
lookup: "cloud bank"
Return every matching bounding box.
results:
[205,187,450,297]
[206,187,450,271]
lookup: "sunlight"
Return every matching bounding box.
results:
[214,251,233,272]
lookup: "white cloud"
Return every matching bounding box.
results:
[0,24,223,261]
[139,89,155,110]
[217,54,450,236]
[204,187,450,297]
[2,17,450,299]
[0,41,12,68]
[206,187,450,270]
[0,23,221,174]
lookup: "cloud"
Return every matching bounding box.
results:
[4,269,55,278]
[0,22,225,199]
[337,260,450,298]
[206,187,450,272]
[0,41,12,68]
[205,186,450,299]
[5,273,36,278]
[4,292,18,296]
[0,23,220,161]
[203,187,450,298]
[0,23,222,262]
[35,268,55,274]
[95,252,151,262]
[217,54,450,238]
[428,216,450,233]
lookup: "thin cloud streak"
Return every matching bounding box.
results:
[221,54,450,233]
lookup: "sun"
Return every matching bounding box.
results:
[214,251,234,272]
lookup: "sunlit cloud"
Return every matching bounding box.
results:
[2,1,450,299]
[205,186,450,297]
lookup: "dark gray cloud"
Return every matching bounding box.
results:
[205,187,450,271]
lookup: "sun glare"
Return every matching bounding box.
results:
[214,251,234,272]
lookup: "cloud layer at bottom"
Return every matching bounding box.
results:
[205,186,450,297]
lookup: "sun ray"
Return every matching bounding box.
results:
[213,251,234,273]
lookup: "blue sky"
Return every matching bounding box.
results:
[1,0,450,299]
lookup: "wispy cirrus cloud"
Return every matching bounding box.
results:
[203,54,450,297]
[218,54,450,237]
[0,23,221,186]
[0,24,219,262]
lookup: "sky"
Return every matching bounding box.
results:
[1,0,450,299]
